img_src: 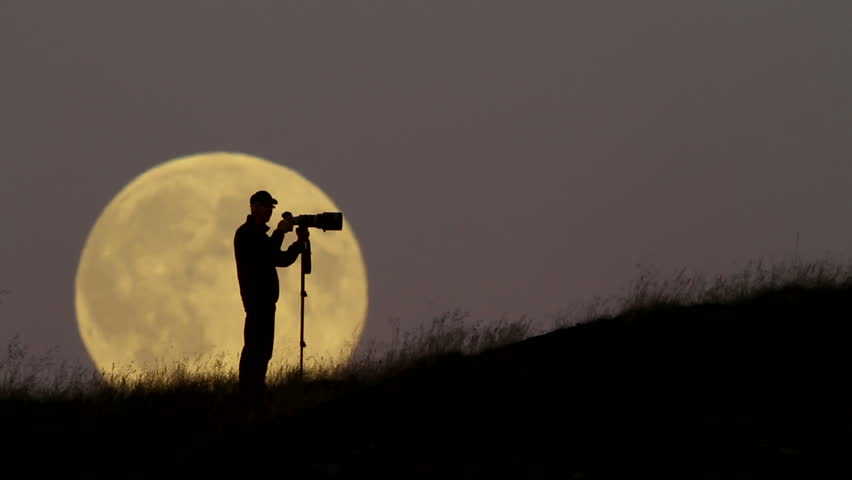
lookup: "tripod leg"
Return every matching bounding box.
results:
[300,269,305,379]
[299,238,311,381]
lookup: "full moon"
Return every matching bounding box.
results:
[74,152,368,376]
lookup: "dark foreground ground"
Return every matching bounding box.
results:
[4,286,852,478]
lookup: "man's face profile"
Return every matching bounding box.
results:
[251,201,275,224]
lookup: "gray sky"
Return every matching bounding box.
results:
[2,1,851,369]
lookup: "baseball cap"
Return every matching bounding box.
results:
[249,190,278,205]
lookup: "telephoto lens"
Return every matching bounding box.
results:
[284,212,344,231]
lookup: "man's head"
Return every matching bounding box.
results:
[249,190,278,224]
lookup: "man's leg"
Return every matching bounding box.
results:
[239,304,276,397]
[257,304,275,384]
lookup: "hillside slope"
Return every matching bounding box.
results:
[256,286,852,476]
[4,286,851,477]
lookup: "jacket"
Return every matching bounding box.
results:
[234,215,304,307]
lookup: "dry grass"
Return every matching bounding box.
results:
[0,309,534,402]
[2,254,850,404]
[552,254,852,329]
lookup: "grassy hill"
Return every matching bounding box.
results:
[2,261,851,477]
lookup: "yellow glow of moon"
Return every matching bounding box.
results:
[74,152,368,375]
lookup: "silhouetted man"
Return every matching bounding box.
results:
[234,190,308,398]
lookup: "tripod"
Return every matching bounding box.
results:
[299,237,311,380]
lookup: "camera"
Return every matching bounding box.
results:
[283,211,344,231]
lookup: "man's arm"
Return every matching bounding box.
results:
[269,228,286,250]
[274,226,309,268]
[274,240,304,268]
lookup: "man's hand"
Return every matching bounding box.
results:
[296,226,310,242]
[277,212,294,233]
